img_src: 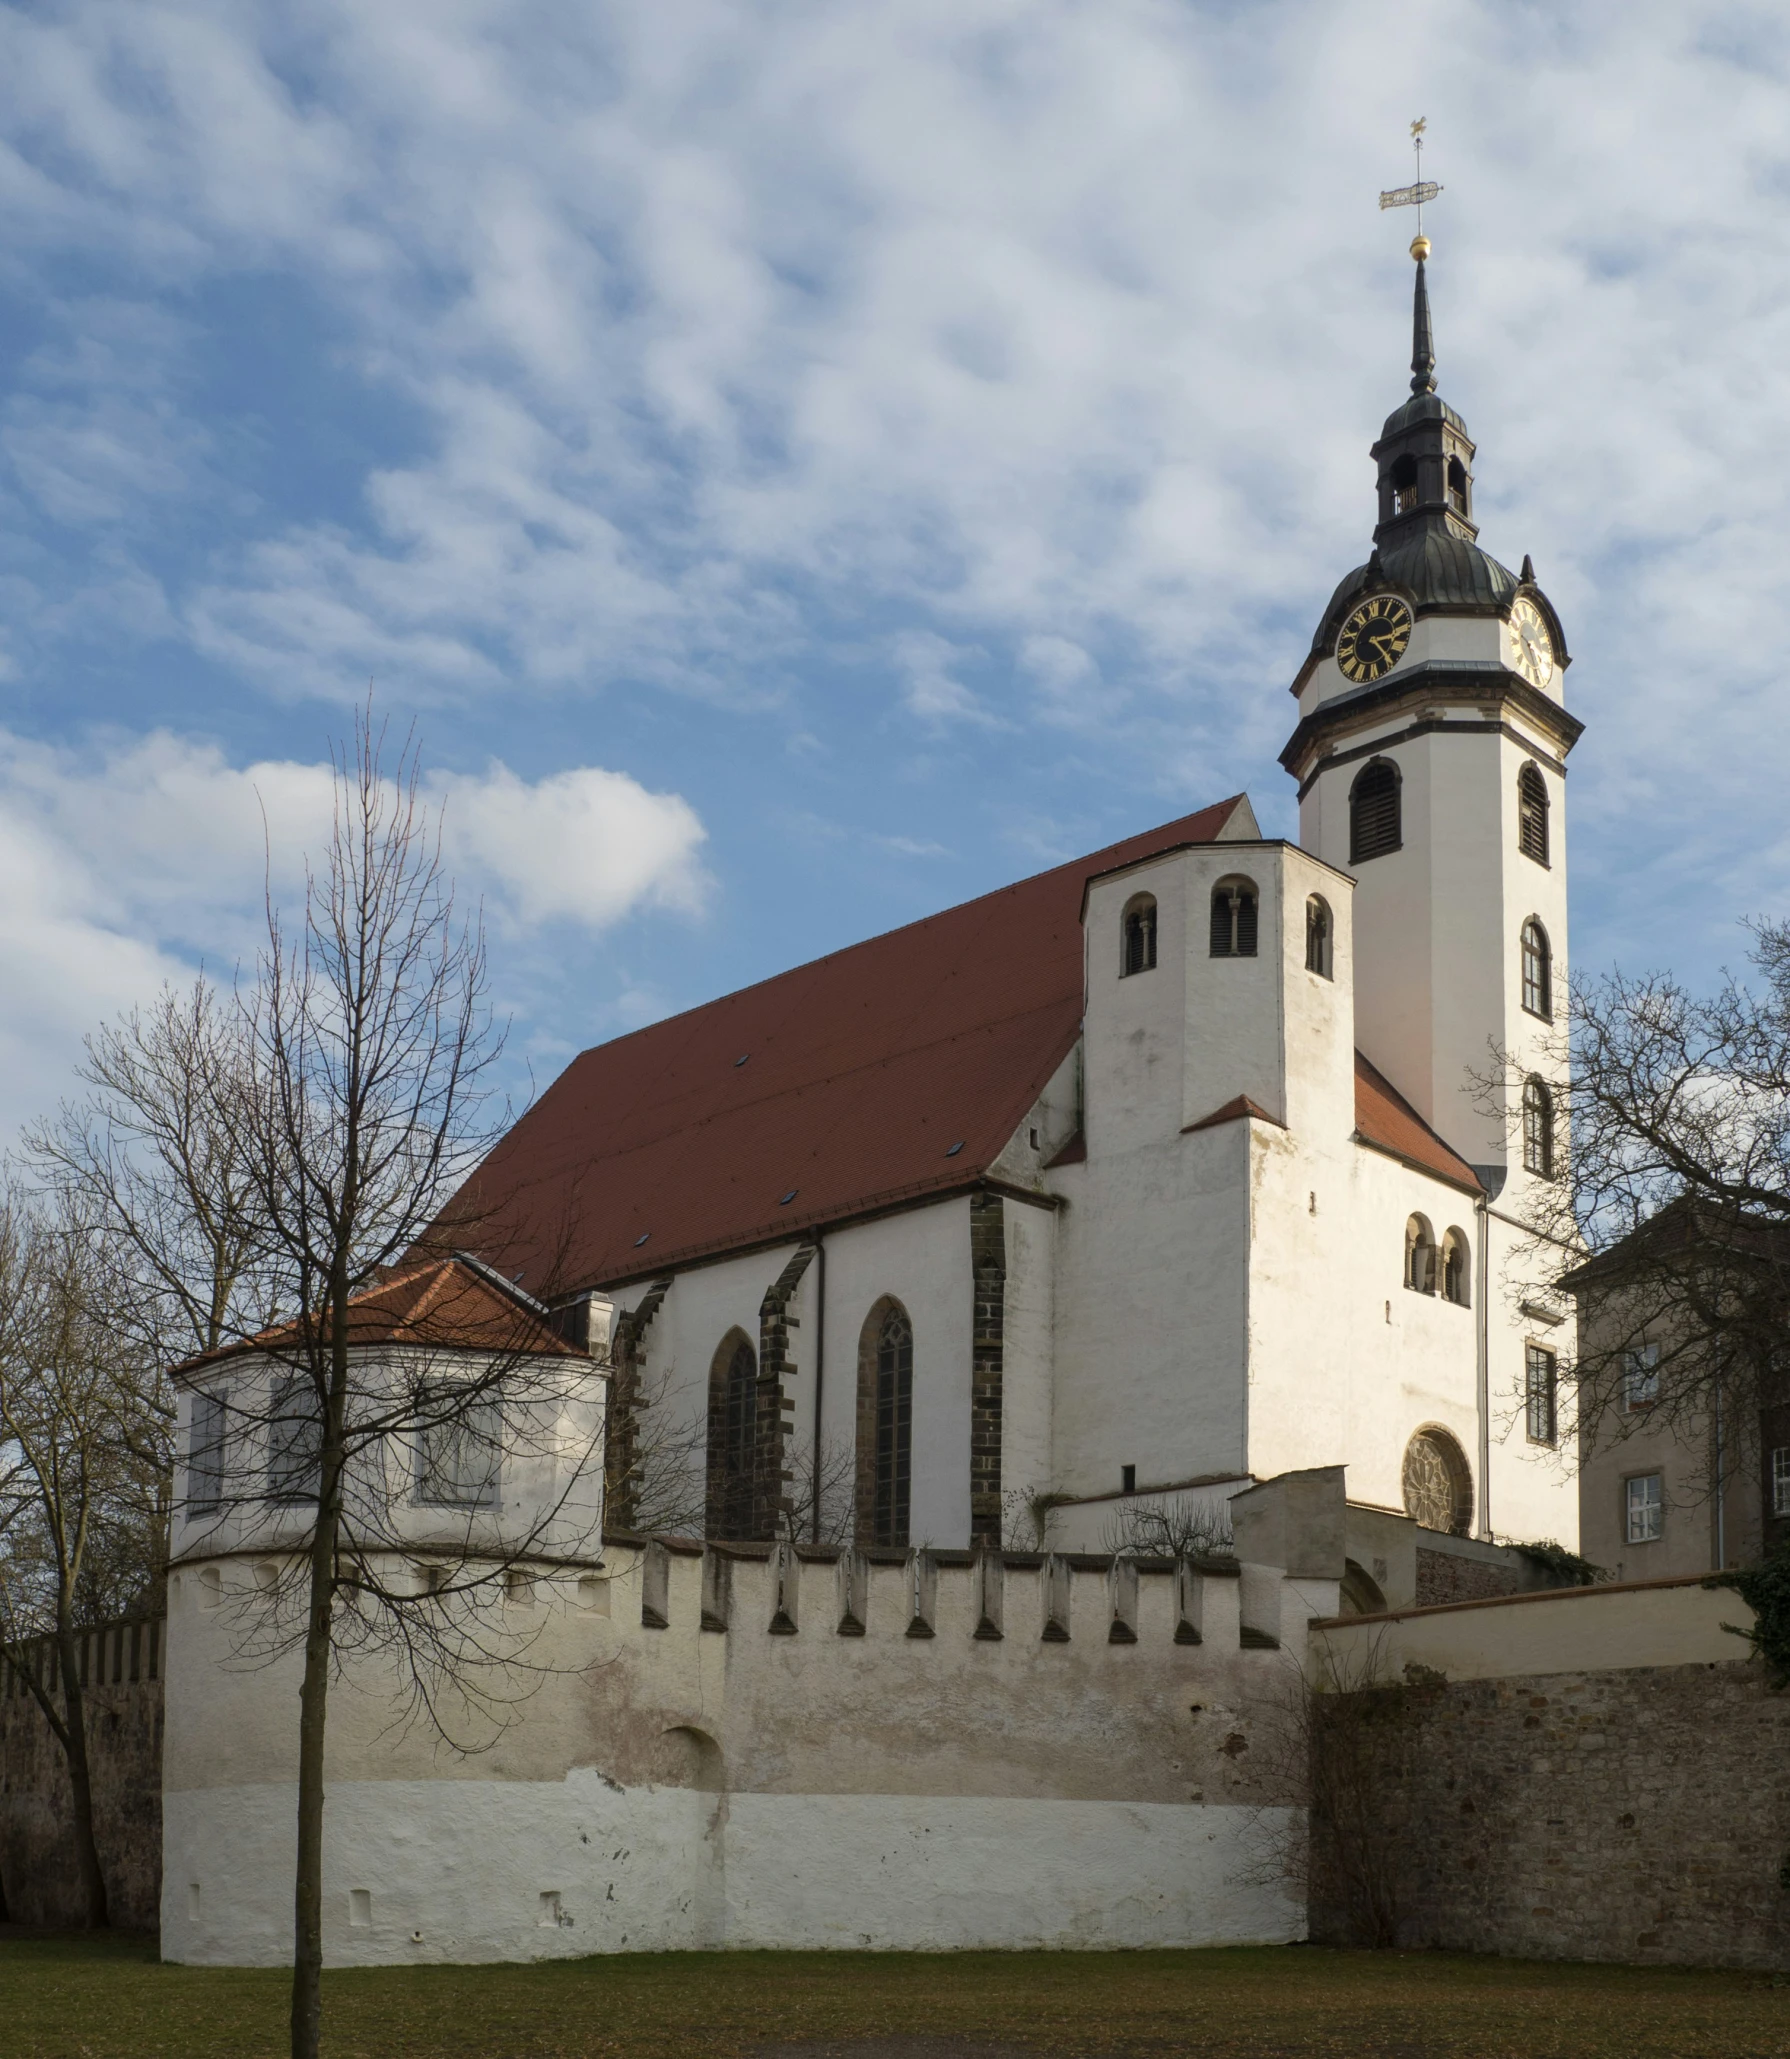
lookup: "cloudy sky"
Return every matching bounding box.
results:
[1,0,1787,1141]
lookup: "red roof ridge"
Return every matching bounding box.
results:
[1183,1094,1287,1135]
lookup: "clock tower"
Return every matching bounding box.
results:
[1280,241,1583,1190]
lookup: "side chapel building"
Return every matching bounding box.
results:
[464,248,1584,1582]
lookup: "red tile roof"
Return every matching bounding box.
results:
[1352,1052,1484,1194]
[443,801,1482,1294]
[445,800,1252,1291]
[1184,1094,1286,1134]
[173,1257,576,1376]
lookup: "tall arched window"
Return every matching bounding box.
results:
[1121,893,1157,977]
[1523,1076,1555,1179]
[1521,918,1552,1020]
[1446,455,1469,516]
[1517,763,1550,866]
[1404,1214,1438,1295]
[856,1299,913,1548]
[1349,759,1401,864]
[1209,877,1258,958]
[706,1330,761,1541]
[1441,1229,1470,1307]
[1304,895,1332,978]
[1390,453,1418,515]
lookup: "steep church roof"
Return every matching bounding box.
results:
[443,795,1479,1295]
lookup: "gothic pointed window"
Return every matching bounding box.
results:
[1304,895,1332,978]
[706,1330,761,1541]
[1518,763,1550,866]
[1209,878,1258,958]
[1521,918,1553,1020]
[856,1299,913,1548]
[1523,1076,1555,1179]
[1121,894,1157,977]
[1349,759,1401,864]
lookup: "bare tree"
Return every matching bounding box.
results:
[1495,918,1790,1488]
[0,1190,167,1927]
[1099,1491,1236,1561]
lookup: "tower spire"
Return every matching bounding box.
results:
[1410,251,1436,395]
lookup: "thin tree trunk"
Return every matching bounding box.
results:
[290,1458,341,2059]
[53,1617,109,1929]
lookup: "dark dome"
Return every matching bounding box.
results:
[1310,526,1520,658]
[1378,391,1469,441]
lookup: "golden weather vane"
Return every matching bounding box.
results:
[1378,116,1442,260]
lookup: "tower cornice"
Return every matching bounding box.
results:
[1279,662,1585,789]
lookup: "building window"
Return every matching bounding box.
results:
[1525,1345,1558,1445]
[187,1389,228,1514]
[1773,1447,1790,1519]
[1447,455,1469,516]
[1305,896,1333,978]
[1518,763,1550,866]
[1622,1343,1660,1414]
[416,1391,501,1507]
[1390,453,1418,514]
[1441,1229,1470,1307]
[872,1303,913,1548]
[1404,1214,1438,1294]
[266,1373,321,1504]
[1349,759,1401,864]
[1522,1076,1555,1178]
[1625,1472,1664,1544]
[1209,878,1258,959]
[706,1330,762,1541]
[1521,918,1553,1020]
[1121,893,1157,977]
[1402,1426,1472,1535]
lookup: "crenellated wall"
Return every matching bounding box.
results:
[161,1538,1333,1966]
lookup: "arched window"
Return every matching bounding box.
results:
[1209,877,1258,959]
[1402,1426,1473,1535]
[1518,762,1549,866]
[1304,895,1332,978]
[1390,453,1418,515]
[856,1299,914,1548]
[1121,893,1157,977]
[1523,1076,1555,1179]
[706,1330,762,1541]
[1441,1228,1470,1307]
[1521,918,1552,1020]
[1404,1214,1438,1295]
[1446,455,1469,516]
[1349,759,1401,864]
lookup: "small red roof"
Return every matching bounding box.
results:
[445,801,1481,1293]
[1352,1053,1484,1194]
[173,1257,576,1376]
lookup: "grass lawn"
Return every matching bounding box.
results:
[3,1932,1787,2059]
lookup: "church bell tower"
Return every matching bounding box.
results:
[1280,234,1583,1188]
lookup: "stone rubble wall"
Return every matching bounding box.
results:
[0,1619,164,1931]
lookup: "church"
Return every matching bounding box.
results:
[159,240,1591,1965]
[463,238,1583,1585]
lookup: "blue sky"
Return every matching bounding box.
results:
[3,0,1789,1139]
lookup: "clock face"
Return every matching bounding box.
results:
[1335,595,1413,684]
[1507,599,1553,688]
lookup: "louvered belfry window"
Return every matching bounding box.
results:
[1349,759,1401,864]
[1518,763,1550,866]
[1209,880,1258,958]
[871,1303,913,1548]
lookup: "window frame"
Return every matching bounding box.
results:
[1209,877,1259,960]
[1120,893,1158,978]
[1304,895,1333,979]
[186,1387,228,1515]
[1520,918,1553,1021]
[1348,758,1402,865]
[414,1387,503,1510]
[1404,1214,1438,1295]
[265,1371,322,1505]
[1624,1471,1665,1545]
[1621,1343,1660,1414]
[1524,1343,1558,1446]
[1772,1446,1790,1520]
[1518,762,1550,868]
[1440,1229,1470,1307]
[1522,1076,1555,1179]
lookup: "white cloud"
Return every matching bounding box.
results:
[0,727,708,1139]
